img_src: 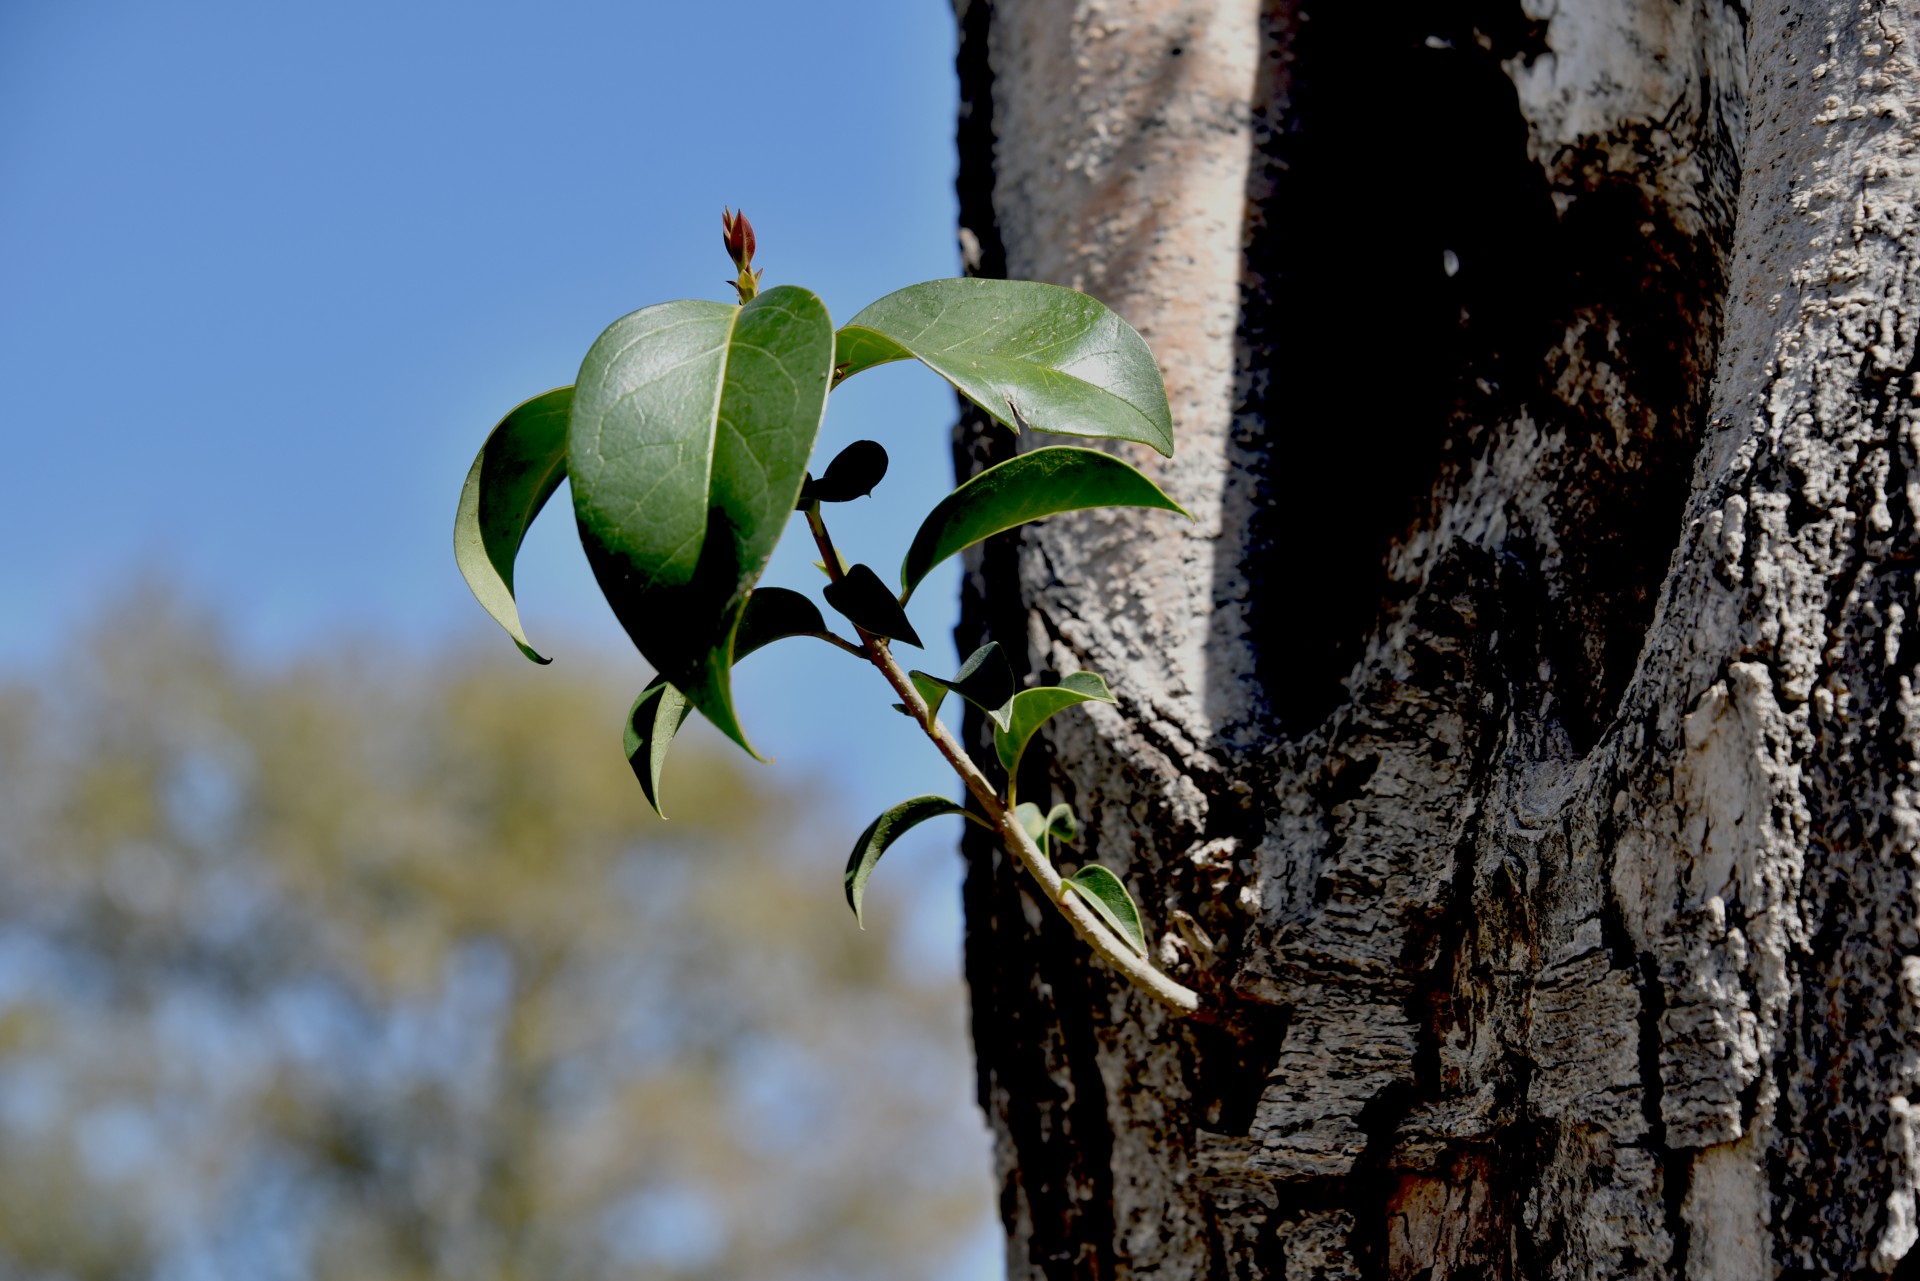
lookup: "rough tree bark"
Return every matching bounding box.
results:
[951,0,1920,1276]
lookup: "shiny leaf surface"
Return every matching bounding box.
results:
[993,671,1116,777]
[571,286,834,754]
[899,447,1187,602]
[834,279,1173,455]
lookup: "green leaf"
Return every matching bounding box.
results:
[1014,800,1079,856]
[993,671,1116,776]
[908,641,1015,730]
[844,796,979,926]
[624,586,836,819]
[834,279,1173,455]
[801,439,888,502]
[823,564,923,647]
[731,586,829,655]
[1063,864,1148,956]
[1044,803,1079,847]
[899,447,1188,603]
[571,285,834,756]
[624,680,692,818]
[453,386,573,663]
[909,671,948,717]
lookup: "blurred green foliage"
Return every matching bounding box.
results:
[0,594,988,1281]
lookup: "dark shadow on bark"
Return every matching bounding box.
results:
[953,0,1006,286]
[1232,0,1725,752]
[1234,0,1556,736]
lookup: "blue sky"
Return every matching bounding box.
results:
[1,1,997,1273]
[0,0,976,851]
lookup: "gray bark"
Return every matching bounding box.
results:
[952,0,1920,1276]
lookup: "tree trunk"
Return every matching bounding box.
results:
[952,0,1920,1276]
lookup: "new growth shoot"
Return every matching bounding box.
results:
[453,212,1200,1015]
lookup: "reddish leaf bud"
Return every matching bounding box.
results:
[721,207,756,271]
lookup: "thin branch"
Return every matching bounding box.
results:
[803,502,1201,1016]
[808,629,868,658]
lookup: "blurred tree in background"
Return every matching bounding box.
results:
[0,594,987,1281]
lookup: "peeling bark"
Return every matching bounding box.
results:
[955,0,1920,1276]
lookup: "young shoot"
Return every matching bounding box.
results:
[453,211,1200,1015]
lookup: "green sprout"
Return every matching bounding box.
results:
[453,212,1199,1014]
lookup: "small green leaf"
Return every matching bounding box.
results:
[802,439,888,502]
[571,285,834,756]
[823,564,923,647]
[909,671,948,717]
[993,671,1116,777]
[1044,803,1079,847]
[834,279,1174,455]
[1014,800,1080,856]
[899,447,1188,602]
[908,641,1015,729]
[845,796,980,925]
[732,586,829,655]
[624,586,837,818]
[624,680,692,818]
[1063,864,1148,957]
[453,386,573,663]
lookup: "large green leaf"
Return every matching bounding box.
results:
[834,279,1173,455]
[624,587,834,818]
[900,447,1187,602]
[1063,864,1148,956]
[453,387,573,663]
[843,796,982,926]
[571,285,834,755]
[994,671,1116,776]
